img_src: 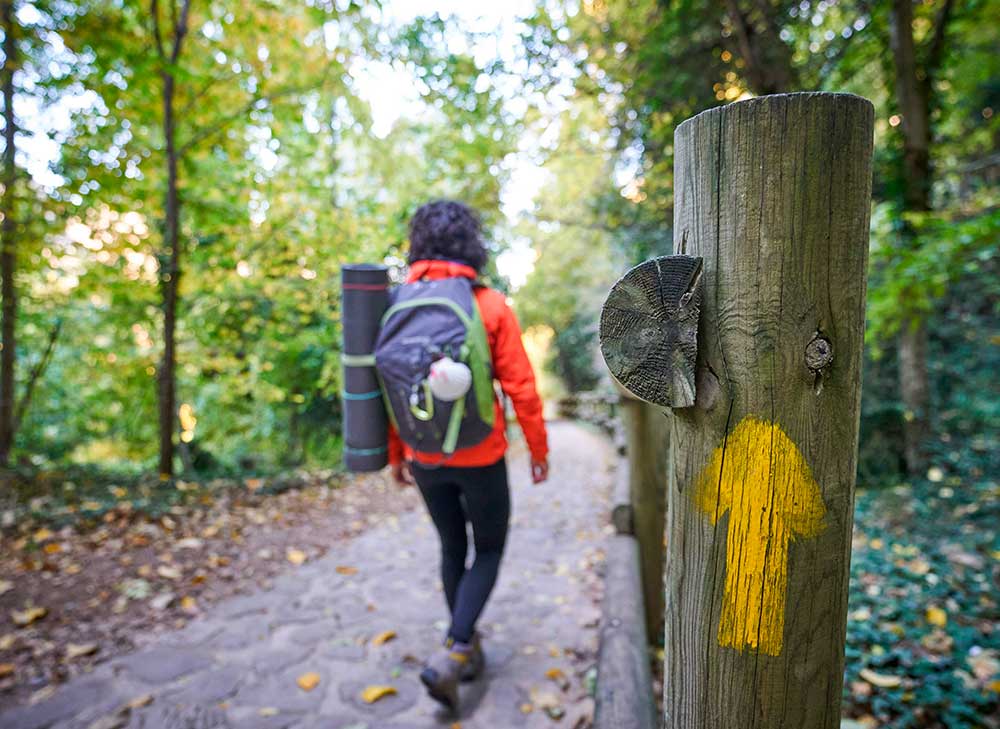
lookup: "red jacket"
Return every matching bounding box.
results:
[386,259,548,467]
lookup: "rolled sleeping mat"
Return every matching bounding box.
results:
[341,264,390,472]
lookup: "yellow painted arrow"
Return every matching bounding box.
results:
[695,416,826,657]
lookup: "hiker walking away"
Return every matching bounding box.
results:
[379,200,549,711]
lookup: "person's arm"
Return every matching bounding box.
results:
[491,299,549,482]
[387,423,412,486]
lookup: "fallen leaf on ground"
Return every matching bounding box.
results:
[926,606,947,627]
[176,537,203,549]
[258,707,279,716]
[33,528,53,542]
[297,672,321,691]
[0,663,14,678]
[286,549,307,566]
[0,634,14,650]
[126,693,153,709]
[157,565,182,581]
[12,606,47,627]
[531,688,562,710]
[859,668,902,688]
[0,580,12,597]
[336,565,358,575]
[66,642,99,660]
[180,596,198,613]
[150,593,175,611]
[545,667,570,690]
[361,685,396,703]
[371,630,396,646]
[520,703,534,714]
[43,543,61,554]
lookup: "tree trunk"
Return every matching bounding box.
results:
[0,0,18,467]
[889,0,935,473]
[663,93,873,728]
[157,67,180,478]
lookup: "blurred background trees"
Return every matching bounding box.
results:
[517,0,998,483]
[1,0,997,486]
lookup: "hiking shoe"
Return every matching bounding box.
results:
[420,639,472,712]
[460,632,484,682]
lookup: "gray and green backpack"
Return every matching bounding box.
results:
[373,276,495,456]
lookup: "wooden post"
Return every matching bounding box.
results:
[619,396,670,644]
[663,93,873,728]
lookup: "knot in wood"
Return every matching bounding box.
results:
[805,335,833,371]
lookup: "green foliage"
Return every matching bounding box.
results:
[549,311,601,394]
[13,3,515,473]
[845,477,999,727]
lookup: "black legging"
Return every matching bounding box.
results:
[412,458,510,644]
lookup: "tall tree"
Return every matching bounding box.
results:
[0,0,18,466]
[888,0,955,473]
[151,0,191,477]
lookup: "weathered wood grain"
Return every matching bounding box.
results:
[663,93,873,729]
[611,454,634,536]
[600,255,703,408]
[619,396,671,643]
[594,534,659,729]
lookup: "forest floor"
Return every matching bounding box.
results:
[0,422,609,729]
[0,461,423,710]
[842,476,999,728]
[2,420,997,728]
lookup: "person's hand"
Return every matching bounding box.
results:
[531,458,549,484]
[391,461,414,487]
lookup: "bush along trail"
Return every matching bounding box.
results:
[0,421,609,729]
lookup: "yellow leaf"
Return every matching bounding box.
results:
[258,707,279,716]
[988,680,1000,693]
[33,528,53,542]
[286,549,307,566]
[0,634,14,650]
[11,606,47,627]
[336,565,358,575]
[180,596,198,613]
[926,606,947,627]
[296,672,321,691]
[361,685,397,703]
[0,580,13,596]
[43,543,61,555]
[859,668,902,688]
[66,643,99,660]
[545,668,566,680]
[520,703,534,714]
[0,663,14,678]
[126,693,154,709]
[371,630,396,646]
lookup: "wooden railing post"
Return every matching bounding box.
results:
[618,396,670,644]
[663,93,874,728]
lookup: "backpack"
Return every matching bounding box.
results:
[373,276,495,456]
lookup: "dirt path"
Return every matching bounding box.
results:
[1,421,613,729]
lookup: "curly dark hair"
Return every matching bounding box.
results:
[407,200,489,272]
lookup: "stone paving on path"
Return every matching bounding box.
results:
[1,422,612,729]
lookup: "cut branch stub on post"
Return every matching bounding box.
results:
[599,255,703,408]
